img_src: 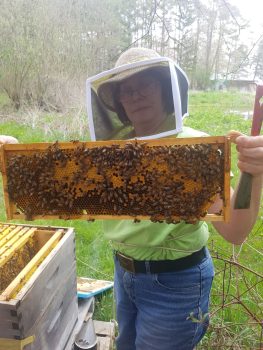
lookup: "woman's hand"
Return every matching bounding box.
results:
[0,135,18,173]
[234,135,263,177]
[0,135,19,144]
[228,131,263,177]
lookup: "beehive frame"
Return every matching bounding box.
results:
[0,137,231,223]
[0,223,64,301]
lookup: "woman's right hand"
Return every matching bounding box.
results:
[0,135,19,144]
[0,135,19,172]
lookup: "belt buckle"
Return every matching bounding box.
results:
[117,252,136,273]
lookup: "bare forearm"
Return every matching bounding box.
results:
[212,134,263,244]
[213,174,262,244]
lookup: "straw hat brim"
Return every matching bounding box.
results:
[97,63,170,112]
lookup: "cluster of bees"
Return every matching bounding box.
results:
[0,238,37,293]
[6,141,225,223]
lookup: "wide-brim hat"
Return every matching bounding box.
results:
[93,47,189,117]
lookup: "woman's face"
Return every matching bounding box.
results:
[118,72,166,134]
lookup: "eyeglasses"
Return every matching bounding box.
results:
[118,80,159,103]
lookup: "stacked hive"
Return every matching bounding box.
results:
[0,223,77,350]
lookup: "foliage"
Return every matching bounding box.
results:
[0,0,262,112]
[0,0,130,110]
[252,39,263,80]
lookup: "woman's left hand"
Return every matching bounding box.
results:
[233,135,263,176]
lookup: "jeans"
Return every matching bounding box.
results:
[114,248,214,350]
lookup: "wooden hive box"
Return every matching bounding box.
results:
[0,136,231,224]
[0,223,78,350]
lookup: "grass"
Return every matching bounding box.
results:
[0,90,262,348]
[187,91,253,138]
[186,91,263,349]
[0,105,90,142]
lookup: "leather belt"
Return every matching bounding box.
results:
[115,247,206,274]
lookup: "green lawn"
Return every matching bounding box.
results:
[0,90,262,348]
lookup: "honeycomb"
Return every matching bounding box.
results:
[0,225,38,293]
[0,238,37,293]
[0,224,65,299]
[2,138,229,223]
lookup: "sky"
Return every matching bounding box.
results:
[224,0,263,79]
[230,0,263,22]
[229,0,263,40]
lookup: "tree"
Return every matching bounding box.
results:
[0,0,130,110]
[252,39,263,80]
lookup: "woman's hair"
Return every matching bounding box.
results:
[112,68,174,126]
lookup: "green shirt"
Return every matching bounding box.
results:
[103,126,210,260]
